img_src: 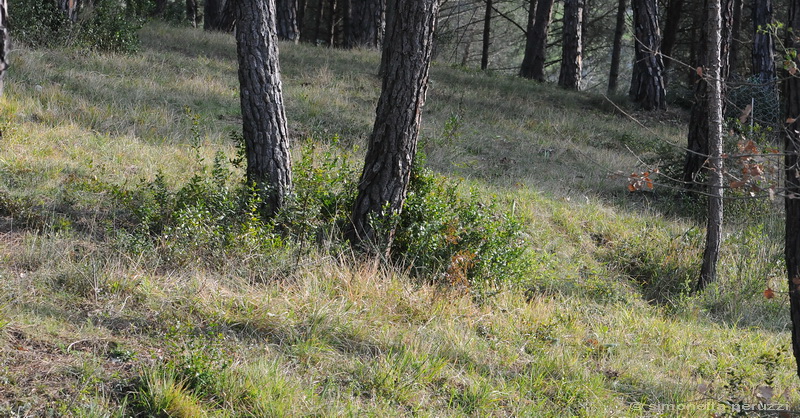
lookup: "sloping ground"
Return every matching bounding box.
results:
[0,23,794,416]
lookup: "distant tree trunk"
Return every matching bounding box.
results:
[276,0,300,42]
[785,0,800,382]
[481,0,491,70]
[206,0,235,31]
[607,0,626,93]
[729,0,743,76]
[629,0,666,110]
[661,0,683,71]
[558,0,583,89]
[220,0,237,31]
[232,0,293,216]
[753,0,775,82]
[348,0,440,252]
[347,0,385,48]
[683,0,733,187]
[57,0,80,22]
[187,0,198,27]
[519,0,555,81]
[697,0,724,291]
[0,0,7,97]
[153,0,167,17]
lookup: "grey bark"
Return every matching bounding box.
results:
[347,0,385,48]
[558,0,583,89]
[785,0,800,381]
[752,0,775,82]
[276,0,300,42]
[57,0,80,23]
[481,0,491,70]
[519,0,555,81]
[232,0,293,216]
[0,0,7,97]
[607,0,626,93]
[348,0,440,252]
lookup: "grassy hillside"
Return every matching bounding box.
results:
[0,23,794,416]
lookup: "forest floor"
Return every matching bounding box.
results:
[0,22,796,416]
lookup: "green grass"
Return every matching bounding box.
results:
[0,22,795,416]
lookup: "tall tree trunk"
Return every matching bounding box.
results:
[729,0,743,76]
[153,0,167,17]
[697,0,724,291]
[276,0,300,42]
[0,0,7,97]
[205,0,221,30]
[785,0,800,382]
[558,0,583,89]
[187,0,198,27]
[348,0,440,252]
[232,0,293,217]
[629,0,666,110]
[683,0,733,187]
[519,0,555,81]
[347,0,385,48]
[752,0,775,82]
[661,0,683,70]
[607,0,626,93]
[481,0,491,70]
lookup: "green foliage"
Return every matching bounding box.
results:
[392,166,532,294]
[9,0,142,53]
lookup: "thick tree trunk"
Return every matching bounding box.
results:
[753,0,775,82]
[519,0,555,81]
[0,0,7,97]
[276,0,300,42]
[348,0,440,252]
[558,0,583,89]
[697,0,724,291]
[481,0,491,70]
[661,0,683,70]
[786,0,800,382]
[607,0,626,93]
[347,0,385,48]
[683,0,733,187]
[232,0,293,217]
[629,0,666,110]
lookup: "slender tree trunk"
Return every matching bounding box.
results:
[729,0,743,76]
[558,0,583,89]
[785,0,800,382]
[753,0,775,82]
[153,0,167,17]
[683,0,733,187]
[629,0,666,110]
[348,0,440,252]
[481,0,491,70]
[205,0,221,30]
[187,0,198,27]
[0,0,7,97]
[607,0,626,93]
[232,0,293,217]
[57,0,80,23]
[520,0,555,81]
[697,0,724,291]
[661,0,683,70]
[276,0,300,42]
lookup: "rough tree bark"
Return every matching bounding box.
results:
[348,0,440,252]
[661,0,683,71]
[276,0,300,42]
[206,0,235,31]
[187,0,198,27]
[347,0,385,48]
[629,0,666,110]
[558,0,583,89]
[753,0,775,82]
[519,0,555,81]
[232,0,293,216]
[729,0,743,76]
[481,0,491,70]
[607,0,626,93]
[697,0,724,291]
[683,0,733,188]
[785,0,800,381]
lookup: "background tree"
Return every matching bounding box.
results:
[276,0,301,42]
[232,0,293,216]
[520,0,556,81]
[785,0,800,380]
[57,0,79,23]
[752,0,775,82]
[606,0,626,93]
[206,0,235,31]
[348,0,440,251]
[629,0,666,110]
[346,0,385,48]
[481,0,492,70]
[0,0,6,97]
[187,0,198,27]
[558,0,583,89]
